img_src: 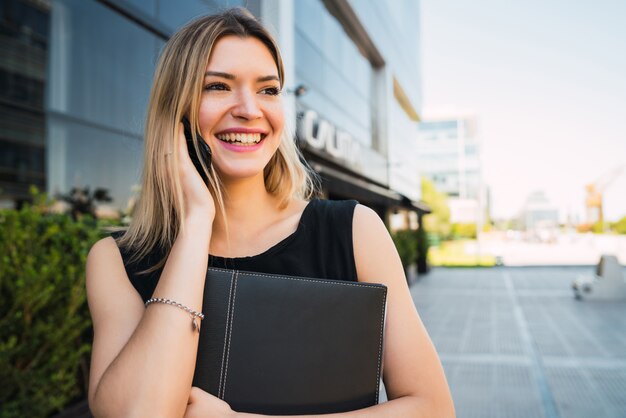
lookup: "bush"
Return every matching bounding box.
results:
[592,221,605,234]
[610,216,626,234]
[0,190,112,418]
[421,177,451,241]
[391,229,418,271]
[416,226,429,274]
[451,223,477,239]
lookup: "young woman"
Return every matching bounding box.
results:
[86,8,454,418]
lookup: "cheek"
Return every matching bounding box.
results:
[267,104,285,133]
[197,103,217,126]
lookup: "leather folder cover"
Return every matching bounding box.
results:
[192,267,388,415]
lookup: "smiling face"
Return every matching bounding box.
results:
[197,35,284,180]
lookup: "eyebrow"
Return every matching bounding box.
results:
[204,71,280,83]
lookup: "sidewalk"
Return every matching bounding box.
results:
[407,267,626,418]
[478,233,626,266]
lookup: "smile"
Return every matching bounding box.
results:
[215,132,265,145]
[214,133,267,152]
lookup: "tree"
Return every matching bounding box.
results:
[421,177,451,240]
[610,216,626,234]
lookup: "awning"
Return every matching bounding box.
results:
[310,162,431,215]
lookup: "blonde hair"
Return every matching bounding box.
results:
[116,8,319,273]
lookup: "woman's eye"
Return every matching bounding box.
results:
[204,83,229,91]
[261,87,281,96]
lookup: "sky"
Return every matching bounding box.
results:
[420,0,626,222]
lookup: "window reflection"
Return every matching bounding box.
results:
[46,0,161,208]
[0,0,49,206]
[294,0,373,147]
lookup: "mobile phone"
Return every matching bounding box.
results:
[182,117,212,185]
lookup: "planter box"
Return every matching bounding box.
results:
[50,399,92,418]
[405,264,418,286]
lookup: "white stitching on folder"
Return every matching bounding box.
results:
[208,267,385,291]
[375,288,387,404]
[218,270,235,399]
[222,270,239,399]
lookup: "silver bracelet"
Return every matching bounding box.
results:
[145,297,205,332]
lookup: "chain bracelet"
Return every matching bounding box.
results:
[145,297,205,332]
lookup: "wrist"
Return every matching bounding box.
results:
[184,208,214,227]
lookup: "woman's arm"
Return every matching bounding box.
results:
[88,124,219,418]
[351,204,455,417]
[87,213,212,418]
[237,204,455,418]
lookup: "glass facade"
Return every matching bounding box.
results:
[294,0,423,202]
[0,0,49,207]
[388,90,419,200]
[294,0,373,148]
[0,0,248,209]
[349,0,421,114]
[158,0,246,32]
[417,118,483,200]
[1,0,425,214]
[47,0,163,207]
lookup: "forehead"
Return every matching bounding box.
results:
[205,35,278,75]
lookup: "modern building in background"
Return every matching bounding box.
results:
[0,0,48,207]
[416,116,486,226]
[1,0,428,223]
[520,191,559,235]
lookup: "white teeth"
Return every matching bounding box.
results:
[216,133,263,144]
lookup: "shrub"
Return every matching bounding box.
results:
[416,226,430,274]
[0,189,112,418]
[592,221,605,234]
[610,216,626,234]
[391,229,418,271]
[451,223,477,239]
[421,177,451,240]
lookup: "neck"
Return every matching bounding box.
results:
[212,172,279,237]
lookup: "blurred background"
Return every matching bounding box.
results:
[1,0,625,417]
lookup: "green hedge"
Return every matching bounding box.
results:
[391,229,418,271]
[610,216,626,234]
[450,223,477,239]
[0,193,113,418]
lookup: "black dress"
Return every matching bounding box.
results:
[111,198,360,302]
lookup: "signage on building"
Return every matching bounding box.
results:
[297,110,362,166]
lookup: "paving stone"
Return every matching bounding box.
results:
[410,267,626,418]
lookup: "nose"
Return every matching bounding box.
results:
[231,89,263,120]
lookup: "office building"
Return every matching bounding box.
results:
[416,116,485,225]
[1,0,428,222]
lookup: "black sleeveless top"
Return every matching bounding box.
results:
[111,198,360,302]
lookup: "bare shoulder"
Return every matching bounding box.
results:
[352,204,403,284]
[86,237,117,291]
[87,235,119,263]
[352,203,384,231]
[86,236,132,298]
[86,236,144,404]
[86,235,143,323]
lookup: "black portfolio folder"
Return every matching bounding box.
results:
[192,267,388,415]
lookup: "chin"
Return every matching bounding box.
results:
[214,162,269,180]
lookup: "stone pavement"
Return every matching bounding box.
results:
[403,267,626,418]
[478,233,626,266]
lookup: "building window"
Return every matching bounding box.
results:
[294,0,375,148]
[0,0,49,207]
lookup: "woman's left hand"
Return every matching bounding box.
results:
[184,386,238,418]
